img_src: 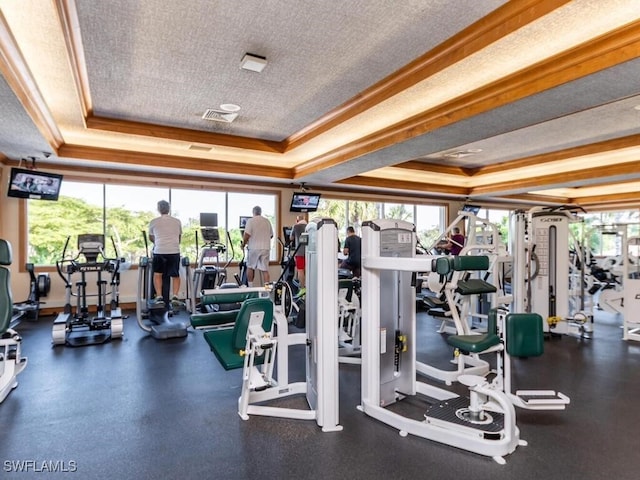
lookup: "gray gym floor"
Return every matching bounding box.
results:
[1,307,638,479]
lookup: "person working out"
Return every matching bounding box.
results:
[148,200,182,306]
[441,227,465,255]
[242,206,274,286]
[340,226,361,277]
[290,215,308,289]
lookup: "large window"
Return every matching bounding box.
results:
[26,180,278,266]
[582,210,640,257]
[315,197,446,247]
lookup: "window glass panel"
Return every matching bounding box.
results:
[227,192,277,261]
[316,198,347,232]
[170,189,226,263]
[383,203,414,222]
[27,181,104,265]
[415,205,445,247]
[105,185,169,262]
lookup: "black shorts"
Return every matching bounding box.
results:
[152,253,181,277]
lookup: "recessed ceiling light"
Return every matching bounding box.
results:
[634,104,640,111]
[219,103,241,112]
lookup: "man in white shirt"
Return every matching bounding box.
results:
[148,200,182,306]
[242,206,273,286]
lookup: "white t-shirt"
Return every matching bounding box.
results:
[149,215,182,254]
[244,215,273,250]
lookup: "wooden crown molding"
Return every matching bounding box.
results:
[283,0,573,151]
[0,10,64,149]
[57,144,293,179]
[293,19,640,179]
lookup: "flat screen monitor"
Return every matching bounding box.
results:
[239,216,251,230]
[290,192,321,212]
[200,213,218,227]
[462,204,481,215]
[7,167,63,201]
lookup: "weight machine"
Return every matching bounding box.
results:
[510,207,592,338]
[200,218,341,430]
[359,219,526,464]
[52,234,124,346]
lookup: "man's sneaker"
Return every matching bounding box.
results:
[171,296,182,308]
[149,296,165,307]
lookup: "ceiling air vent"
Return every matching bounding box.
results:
[202,109,238,123]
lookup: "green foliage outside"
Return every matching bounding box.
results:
[315,199,442,247]
[28,196,254,266]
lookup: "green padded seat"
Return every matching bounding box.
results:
[455,279,497,295]
[203,297,274,370]
[447,333,500,353]
[190,291,259,328]
[506,313,544,357]
[447,307,499,353]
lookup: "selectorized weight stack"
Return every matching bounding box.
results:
[358,219,524,464]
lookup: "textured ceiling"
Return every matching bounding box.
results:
[1,0,640,210]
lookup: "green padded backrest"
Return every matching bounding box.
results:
[0,239,13,333]
[453,255,489,271]
[506,313,544,357]
[200,290,259,307]
[230,297,274,351]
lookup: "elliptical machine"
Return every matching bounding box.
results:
[136,232,189,340]
[52,234,123,346]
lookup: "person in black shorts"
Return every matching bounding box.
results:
[148,200,182,306]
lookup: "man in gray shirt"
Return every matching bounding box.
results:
[242,206,273,286]
[148,200,182,306]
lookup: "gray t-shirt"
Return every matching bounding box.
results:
[244,215,273,250]
[149,215,182,254]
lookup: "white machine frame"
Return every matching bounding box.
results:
[510,208,592,338]
[359,219,524,464]
[217,218,342,432]
[0,329,27,404]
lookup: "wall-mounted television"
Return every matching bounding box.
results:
[462,204,481,215]
[7,167,63,201]
[290,192,321,212]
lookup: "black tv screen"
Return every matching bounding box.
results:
[462,204,481,215]
[290,192,321,212]
[200,213,218,227]
[239,216,251,229]
[7,167,63,201]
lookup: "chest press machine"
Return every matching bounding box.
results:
[358,219,568,464]
[196,219,341,431]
